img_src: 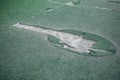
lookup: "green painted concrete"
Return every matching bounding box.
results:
[0,0,120,80]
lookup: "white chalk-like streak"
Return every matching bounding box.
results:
[14,23,95,53]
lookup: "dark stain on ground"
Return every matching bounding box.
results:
[107,0,120,3]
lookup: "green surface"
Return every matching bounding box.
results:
[0,0,120,80]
